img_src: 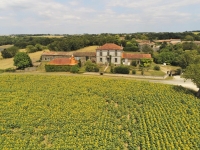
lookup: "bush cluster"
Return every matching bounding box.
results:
[114,66,130,74]
[1,46,19,58]
[26,44,46,53]
[132,69,136,74]
[85,60,99,72]
[70,66,79,73]
[131,60,137,67]
[153,65,160,71]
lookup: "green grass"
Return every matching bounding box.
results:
[36,62,48,72]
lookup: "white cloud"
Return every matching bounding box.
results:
[68,1,79,6]
[0,0,199,34]
[106,0,200,8]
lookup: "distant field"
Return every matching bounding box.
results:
[0,45,96,68]
[0,45,13,59]
[0,50,48,69]
[0,58,14,69]
[193,32,200,35]
[74,46,98,52]
[0,45,97,69]
[0,45,13,52]
[29,36,64,38]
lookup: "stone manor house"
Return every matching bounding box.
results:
[41,43,152,66]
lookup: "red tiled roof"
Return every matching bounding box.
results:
[136,40,150,43]
[48,58,77,65]
[122,53,152,59]
[73,52,96,57]
[42,51,73,56]
[96,43,123,50]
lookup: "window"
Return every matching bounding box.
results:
[115,50,117,56]
[100,51,102,56]
[115,58,117,63]
[100,58,102,62]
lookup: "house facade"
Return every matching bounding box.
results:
[41,51,96,63]
[122,53,152,65]
[41,43,152,66]
[73,52,96,63]
[41,51,73,61]
[96,43,123,65]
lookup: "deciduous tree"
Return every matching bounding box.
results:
[14,52,33,69]
[183,63,200,97]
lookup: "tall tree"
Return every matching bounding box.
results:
[14,52,33,69]
[183,63,200,97]
[178,50,198,69]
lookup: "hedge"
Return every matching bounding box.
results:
[45,65,71,72]
[114,66,130,74]
[0,68,16,73]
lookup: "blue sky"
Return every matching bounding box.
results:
[0,0,200,34]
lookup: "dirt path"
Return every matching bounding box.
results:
[149,76,198,91]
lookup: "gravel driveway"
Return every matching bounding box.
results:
[149,76,198,91]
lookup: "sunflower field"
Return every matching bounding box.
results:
[0,75,199,149]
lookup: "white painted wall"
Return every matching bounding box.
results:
[96,50,122,64]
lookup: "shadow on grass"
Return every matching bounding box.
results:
[173,85,197,97]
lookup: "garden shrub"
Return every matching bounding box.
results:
[70,66,79,73]
[85,60,99,72]
[114,66,130,74]
[132,69,136,74]
[154,65,160,71]
[131,60,137,67]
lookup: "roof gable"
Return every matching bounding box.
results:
[96,43,123,50]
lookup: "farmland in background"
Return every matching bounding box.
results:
[0,51,45,69]
[0,46,97,69]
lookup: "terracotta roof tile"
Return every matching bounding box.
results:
[122,53,152,59]
[96,43,123,50]
[48,58,77,65]
[73,52,96,57]
[136,40,150,43]
[42,51,73,56]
